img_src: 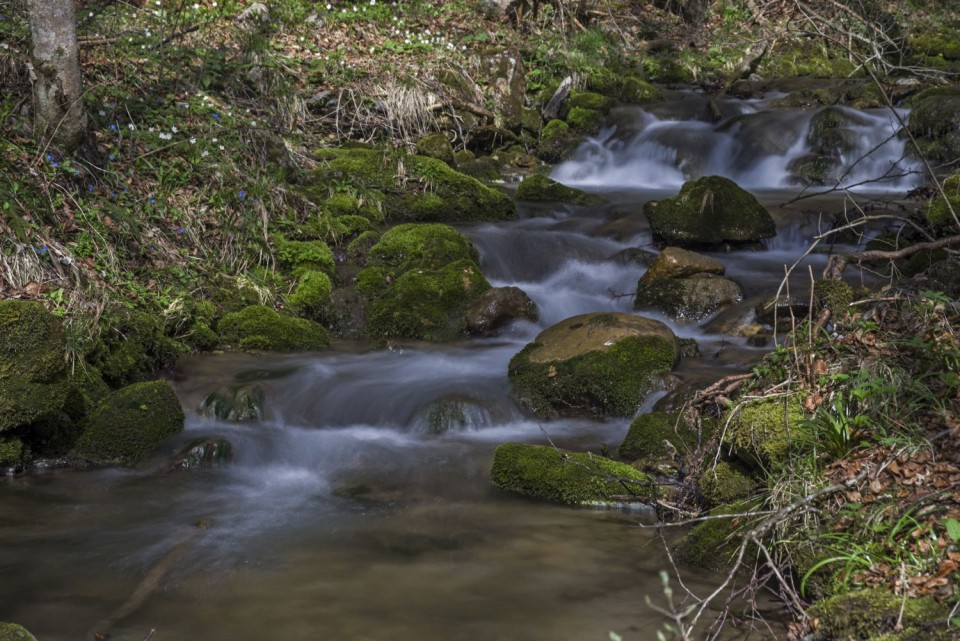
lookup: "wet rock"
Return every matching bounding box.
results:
[465,286,538,335]
[416,395,497,435]
[466,125,519,154]
[908,87,960,168]
[609,247,658,267]
[457,156,502,182]
[508,312,679,418]
[643,176,776,247]
[787,106,870,186]
[490,442,657,506]
[0,300,68,433]
[75,381,185,465]
[618,410,705,462]
[168,437,234,471]
[0,437,24,475]
[619,76,664,104]
[697,461,755,508]
[755,294,813,327]
[635,251,742,320]
[923,170,960,235]
[536,119,582,163]
[198,384,265,422]
[515,173,605,205]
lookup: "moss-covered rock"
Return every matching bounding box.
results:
[364,258,490,341]
[75,381,185,465]
[619,411,700,461]
[565,91,614,114]
[697,461,755,507]
[537,119,582,163]
[723,393,807,467]
[762,42,858,78]
[0,300,68,432]
[88,309,183,387]
[620,76,664,104]
[416,132,456,167]
[0,623,38,641]
[367,223,479,273]
[0,437,25,472]
[457,156,502,182]
[908,87,960,168]
[274,235,335,277]
[814,279,854,316]
[219,305,330,351]
[508,312,679,418]
[565,106,605,133]
[643,176,776,247]
[675,503,745,572]
[307,148,515,222]
[491,442,657,506]
[807,588,950,641]
[642,247,725,280]
[516,173,605,205]
[923,171,960,235]
[288,270,333,318]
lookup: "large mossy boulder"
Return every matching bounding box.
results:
[508,312,679,418]
[218,305,330,351]
[307,148,515,222]
[908,87,960,168]
[491,442,656,506]
[357,223,490,341]
[537,119,582,163]
[88,309,182,388]
[0,300,69,432]
[415,132,456,168]
[635,247,742,319]
[806,588,950,641]
[643,176,776,247]
[923,171,960,236]
[516,173,605,205]
[723,393,806,467]
[75,380,185,465]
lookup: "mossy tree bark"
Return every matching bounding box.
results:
[26,0,89,151]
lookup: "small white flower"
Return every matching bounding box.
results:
[189,137,196,144]
[98,110,106,116]
[219,145,225,151]
[193,3,200,8]
[148,127,156,133]
[326,3,331,8]
[88,11,93,17]
[201,150,209,157]
[171,125,178,133]
[128,123,135,131]
[212,137,218,143]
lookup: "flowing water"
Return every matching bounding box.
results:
[0,93,920,640]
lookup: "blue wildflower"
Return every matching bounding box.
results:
[109,123,118,132]
[238,190,247,199]
[149,198,157,204]
[177,227,186,234]
[212,112,221,120]
[36,246,49,255]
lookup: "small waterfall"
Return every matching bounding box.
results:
[552,97,922,193]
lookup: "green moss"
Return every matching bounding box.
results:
[307,148,515,222]
[814,279,854,316]
[675,503,745,572]
[0,622,38,641]
[644,176,776,246]
[347,230,380,256]
[619,411,698,461]
[219,305,330,351]
[620,76,664,104]
[566,91,614,113]
[274,235,335,277]
[75,381,185,465]
[762,43,858,78]
[924,172,960,235]
[520,107,542,134]
[908,87,960,166]
[365,258,490,341]
[457,157,502,182]
[368,223,479,273]
[516,173,605,205]
[491,442,657,506]
[0,438,24,467]
[807,588,949,640]
[698,461,755,507]
[723,393,807,467]
[415,132,456,167]
[565,106,605,133]
[88,309,183,387]
[288,270,333,318]
[538,119,582,163]
[0,300,68,432]
[509,334,678,418]
[634,275,742,319]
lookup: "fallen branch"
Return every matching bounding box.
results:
[824,233,960,279]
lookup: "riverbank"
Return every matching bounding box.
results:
[2,1,960,639]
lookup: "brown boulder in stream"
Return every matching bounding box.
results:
[465,286,538,335]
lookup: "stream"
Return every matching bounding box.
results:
[0,92,920,640]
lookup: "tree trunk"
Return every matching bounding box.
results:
[27,0,88,151]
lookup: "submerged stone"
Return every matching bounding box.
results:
[168,437,234,471]
[643,176,776,247]
[75,381,185,465]
[635,274,743,320]
[198,384,265,422]
[491,442,657,506]
[0,622,38,641]
[508,312,679,418]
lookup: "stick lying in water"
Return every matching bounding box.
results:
[87,519,212,640]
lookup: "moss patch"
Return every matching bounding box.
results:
[723,393,807,467]
[274,235,335,277]
[516,173,605,205]
[491,442,656,506]
[415,132,456,167]
[0,623,38,641]
[620,76,664,104]
[698,461,755,507]
[619,411,699,461]
[219,305,330,351]
[675,503,745,572]
[537,119,582,163]
[88,309,183,388]
[288,270,333,318]
[0,300,68,432]
[806,588,949,641]
[306,147,515,222]
[565,106,605,133]
[923,171,960,236]
[75,380,185,465]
